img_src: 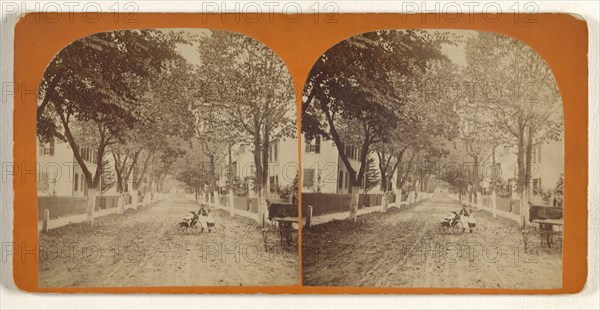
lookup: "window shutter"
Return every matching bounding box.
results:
[345,172,350,189]
[303,169,315,188]
[315,136,321,153]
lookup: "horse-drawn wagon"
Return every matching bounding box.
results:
[261,202,299,250]
[522,204,563,252]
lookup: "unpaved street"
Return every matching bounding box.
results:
[39,197,299,287]
[302,195,562,288]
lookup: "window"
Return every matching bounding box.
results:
[303,169,315,188]
[305,136,320,153]
[338,171,344,189]
[74,173,79,192]
[270,141,279,162]
[80,147,96,163]
[40,139,55,156]
[342,145,359,161]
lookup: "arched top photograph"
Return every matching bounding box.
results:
[35,28,299,288]
[300,29,564,289]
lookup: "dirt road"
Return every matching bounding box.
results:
[39,197,299,287]
[302,195,562,289]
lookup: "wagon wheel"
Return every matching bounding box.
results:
[262,228,269,252]
[451,221,463,235]
[438,224,449,235]
[291,229,299,246]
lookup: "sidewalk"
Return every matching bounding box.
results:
[310,198,429,226]
[447,194,521,223]
[38,198,165,232]
[185,197,259,222]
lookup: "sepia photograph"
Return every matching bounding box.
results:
[301,29,564,289]
[36,28,300,287]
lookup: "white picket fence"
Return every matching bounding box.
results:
[448,193,522,224]
[309,190,433,227]
[389,190,433,208]
[184,192,259,223]
[39,192,168,233]
[184,190,435,228]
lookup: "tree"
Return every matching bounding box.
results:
[37,30,186,224]
[109,57,195,210]
[303,30,451,221]
[463,32,562,222]
[438,142,472,200]
[195,31,296,225]
[364,157,380,192]
[173,138,210,200]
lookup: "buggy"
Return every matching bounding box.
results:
[439,211,464,234]
[178,211,201,234]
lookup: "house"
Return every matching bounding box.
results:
[301,135,362,194]
[227,137,299,198]
[491,139,563,199]
[37,138,126,197]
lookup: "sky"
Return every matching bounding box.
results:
[166,28,477,69]
[160,28,211,66]
[438,29,478,67]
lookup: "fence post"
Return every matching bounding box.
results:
[42,209,50,233]
[306,205,313,229]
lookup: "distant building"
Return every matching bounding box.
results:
[226,137,298,198]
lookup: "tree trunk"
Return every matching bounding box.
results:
[411,178,418,203]
[259,123,270,227]
[86,187,98,224]
[213,190,219,207]
[118,192,126,214]
[257,188,266,226]
[131,189,138,208]
[349,185,360,222]
[379,161,389,212]
[516,120,526,193]
[491,188,497,218]
[382,190,389,213]
[229,188,235,216]
[251,120,265,226]
[525,125,534,197]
